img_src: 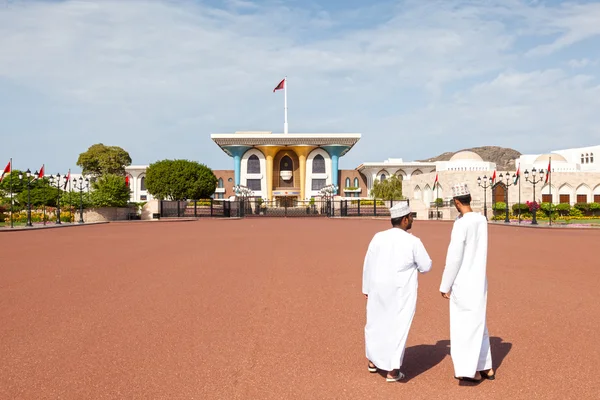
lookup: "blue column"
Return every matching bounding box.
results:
[322,145,349,195]
[331,154,339,189]
[224,146,252,186]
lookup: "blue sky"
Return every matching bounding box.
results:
[1,0,600,173]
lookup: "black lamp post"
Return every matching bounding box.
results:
[49,174,67,224]
[19,169,39,227]
[498,172,516,223]
[477,175,493,219]
[524,167,545,225]
[73,176,89,223]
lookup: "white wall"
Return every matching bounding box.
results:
[305,148,332,199]
[240,148,267,199]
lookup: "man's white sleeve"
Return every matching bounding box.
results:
[414,238,432,273]
[439,222,466,293]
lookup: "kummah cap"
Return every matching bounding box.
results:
[451,183,470,198]
[390,202,411,219]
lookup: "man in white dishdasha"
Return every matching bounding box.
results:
[362,201,432,382]
[440,183,495,383]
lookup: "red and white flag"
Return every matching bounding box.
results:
[433,173,438,188]
[545,160,551,184]
[491,170,497,184]
[0,160,10,182]
[38,164,45,180]
[273,78,285,92]
[64,169,71,190]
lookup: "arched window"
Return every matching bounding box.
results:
[247,155,260,174]
[380,174,386,182]
[354,177,359,187]
[218,178,223,188]
[345,177,351,187]
[586,153,589,164]
[591,153,594,163]
[140,177,146,191]
[581,154,585,164]
[313,154,325,173]
[280,155,293,171]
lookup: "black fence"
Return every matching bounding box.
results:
[159,198,409,219]
[160,200,232,218]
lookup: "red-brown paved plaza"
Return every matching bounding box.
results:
[1,219,599,399]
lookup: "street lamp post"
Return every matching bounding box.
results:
[19,169,39,227]
[524,167,545,225]
[49,174,67,224]
[477,175,493,219]
[498,172,516,223]
[73,176,89,224]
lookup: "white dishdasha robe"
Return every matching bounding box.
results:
[440,212,493,378]
[362,227,432,371]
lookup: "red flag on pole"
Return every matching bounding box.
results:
[64,169,71,189]
[0,160,10,182]
[433,173,438,188]
[491,170,497,184]
[545,160,551,183]
[273,78,285,92]
[38,164,45,179]
[125,175,130,187]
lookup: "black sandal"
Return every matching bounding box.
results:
[480,370,495,380]
[368,362,377,373]
[455,376,482,383]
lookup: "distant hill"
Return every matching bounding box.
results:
[417,146,521,172]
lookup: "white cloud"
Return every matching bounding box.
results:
[0,0,599,172]
[568,58,598,68]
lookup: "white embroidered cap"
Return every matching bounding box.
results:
[390,202,411,219]
[451,183,470,198]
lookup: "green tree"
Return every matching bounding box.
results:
[76,143,132,178]
[370,175,404,200]
[90,174,131,207]
[145,159,217,200]
[16,177,59,207]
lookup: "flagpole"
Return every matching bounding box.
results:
[436,182,439,220]
[518,165,521,224]
[284,76,288,134]
[549,157,552,226]
[9,158,13,229]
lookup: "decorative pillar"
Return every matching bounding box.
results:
[256,146,281,201]
[294,146,315,201]
[223,146,252,186]
[322,145,348,195]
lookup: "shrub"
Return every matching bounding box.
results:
[574,202,590,212]
[350,200,385,206]
[493,202,506,211]
[512,203,529,214]
[554,203,571,216]
[568,207,584,217]
[526,201,539,212]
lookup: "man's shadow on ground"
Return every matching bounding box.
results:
[378,337,512,383]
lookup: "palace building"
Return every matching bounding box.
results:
[210,131,361,206]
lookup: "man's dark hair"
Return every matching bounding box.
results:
[391,214,409,227]
[454,194,472,205]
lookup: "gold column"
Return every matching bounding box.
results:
[294,146,315,202]
[256,146,281,201]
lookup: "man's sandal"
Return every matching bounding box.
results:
[386,371,404,382]
[368,362,377,373]
[454,376,482,383]
[480,370,495,380]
